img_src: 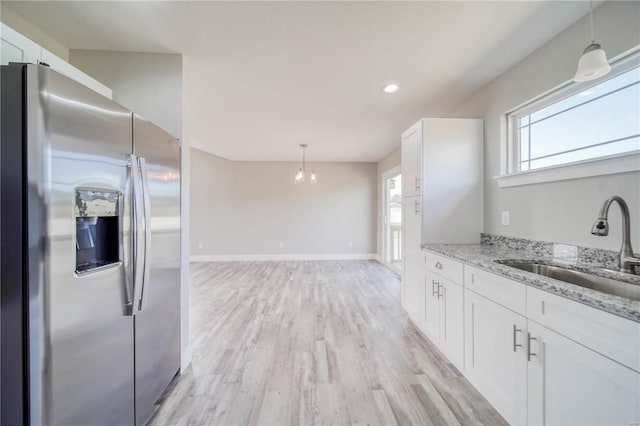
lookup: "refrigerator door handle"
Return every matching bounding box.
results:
[138,156,152,311]
[129,154,145,315]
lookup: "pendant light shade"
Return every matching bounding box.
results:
[574,1,611,83]
[574,43,611,82]
[294,144,317,184]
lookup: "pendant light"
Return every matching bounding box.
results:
[294,144,317,184]
[574,0,611,82]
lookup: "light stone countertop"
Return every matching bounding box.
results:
[422,243,640,323]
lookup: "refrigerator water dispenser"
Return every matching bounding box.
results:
[75,189,121,273]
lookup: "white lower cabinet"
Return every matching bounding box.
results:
[424,270,464,368]
[403,251,425,327]
[464,289,528,425]
[424,269,440,339]
[527,320,640,426]
[414,250,640,425]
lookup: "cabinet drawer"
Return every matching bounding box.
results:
[527,286,640,372]
[424,251,463,283]
[464,265,526,315]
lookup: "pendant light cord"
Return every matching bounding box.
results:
[302,146,306,172]
[589,0,594,43]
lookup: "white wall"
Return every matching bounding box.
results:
[0,3,69,60]
[448,1,640,251]
[376,148,401,260]
[180,57,192,371]
[69,50,182,138]
[190,148,377,259]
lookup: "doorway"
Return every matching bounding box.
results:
[383,168,402,273]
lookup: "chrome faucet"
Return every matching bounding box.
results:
[591,196,640,274]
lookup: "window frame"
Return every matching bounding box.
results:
[497,47,640,188]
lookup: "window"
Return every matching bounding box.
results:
[503,51,640,183]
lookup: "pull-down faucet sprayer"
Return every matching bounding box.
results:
[591,196,640,274]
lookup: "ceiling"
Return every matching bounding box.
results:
[5,1,592,162]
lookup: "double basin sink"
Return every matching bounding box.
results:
[497,261,640,302]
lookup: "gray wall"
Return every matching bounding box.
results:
[190,148,377,257]
[69,50,182,138]
[1,3,69,60]
[376,148,401,259]
[448,1,640,251]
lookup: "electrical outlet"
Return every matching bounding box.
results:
[279,242,284,249]
[198,242,204,249]
[348,242,353,248]
[501,211,511,226]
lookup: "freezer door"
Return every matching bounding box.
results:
[24,65,136,426]
[132,114,181,425]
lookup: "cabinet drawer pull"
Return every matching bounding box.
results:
[414,200,420,214]
[435,262,443,270]
[437,283,443,300]
[527,332,537,361]
[415,176,421,190]
[432,280,439,296]
[513,325,523,352]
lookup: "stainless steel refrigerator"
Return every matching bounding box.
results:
[1,63,181,426]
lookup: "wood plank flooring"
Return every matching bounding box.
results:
[148,260,506,426]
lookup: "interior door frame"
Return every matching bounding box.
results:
[381,165,402,271]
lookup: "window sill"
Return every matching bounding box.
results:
[495,151,640,188]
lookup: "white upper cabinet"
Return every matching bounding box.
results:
[1,24,41,64]
[403,196,422,255]
[1,23,112,99]
[401,120,422,198]
[400,118,483,245]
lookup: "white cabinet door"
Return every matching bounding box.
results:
[1,38,24,65]
[439,279,464,369]
[403,197,422,254]
[401,121,422,198]
[403,252,425,327]
[465,289,527,425]
[422,270,464,369]
[1,23,40,65]
[527,320,640,426]
[423,270,441,341]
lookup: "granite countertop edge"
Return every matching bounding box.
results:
[421,243,640,323]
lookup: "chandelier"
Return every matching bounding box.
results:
[294,144,317,184]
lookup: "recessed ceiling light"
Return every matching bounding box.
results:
[383,84,399,94]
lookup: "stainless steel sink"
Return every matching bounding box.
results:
[498,262,640,302]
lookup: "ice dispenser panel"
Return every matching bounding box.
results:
[75,189,120,273]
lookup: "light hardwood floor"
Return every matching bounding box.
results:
[149,260,506,426]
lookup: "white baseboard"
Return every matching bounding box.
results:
[180,345,192,373]
[190,253,377,262]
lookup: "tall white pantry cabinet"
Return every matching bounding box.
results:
[400,118,483,363]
